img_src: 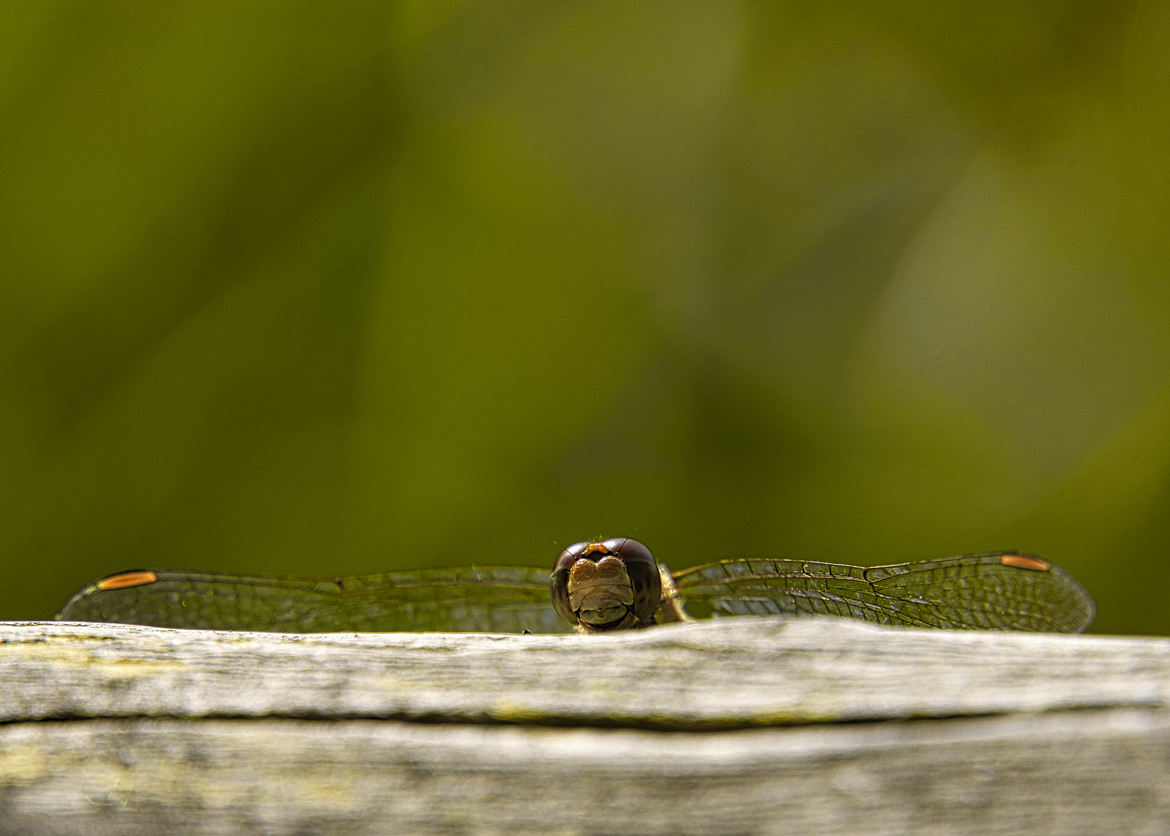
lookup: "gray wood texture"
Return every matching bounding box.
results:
[2,617,1168,834]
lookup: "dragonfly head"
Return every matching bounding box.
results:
[550,538,662,632]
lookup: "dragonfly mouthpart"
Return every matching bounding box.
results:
[568,556,637,630]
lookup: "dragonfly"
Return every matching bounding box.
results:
[54,537,1095,634]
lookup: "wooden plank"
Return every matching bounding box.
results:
[2,710,1168,835]
[2,618,1167,725]
[2,618,1169,833]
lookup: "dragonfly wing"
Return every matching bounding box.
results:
[55,566,572,634]
[670,553,1094,633]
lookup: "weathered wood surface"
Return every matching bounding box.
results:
[2,617,1169,834]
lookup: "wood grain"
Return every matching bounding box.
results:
[2,617,1168,834]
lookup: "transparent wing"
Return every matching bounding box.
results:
[670,552,1095,633]
[55,566,572,634]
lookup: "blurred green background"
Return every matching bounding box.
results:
[3,2,1168,634]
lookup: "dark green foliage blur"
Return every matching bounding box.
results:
[3,2,1168,634]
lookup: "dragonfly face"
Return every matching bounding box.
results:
[53,537,1097,634]
[549,538,662,632]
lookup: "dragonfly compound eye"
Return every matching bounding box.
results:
[545,540,659,631]
[600,538,660,623]
[549,538,662,631]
